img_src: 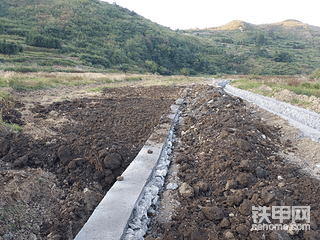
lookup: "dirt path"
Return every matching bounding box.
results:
[0,85,184,240]
[146,85,320,240]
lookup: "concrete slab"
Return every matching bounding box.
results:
[75,97,184,240]
[75,145,162,240]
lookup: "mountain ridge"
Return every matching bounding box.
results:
[192,19,320,31]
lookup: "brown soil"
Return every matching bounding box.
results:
[0,85,184,240]
[146,85,320,240]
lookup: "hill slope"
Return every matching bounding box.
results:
[0,0,219,75]
[183,20,320,75]
[0,0,319,76]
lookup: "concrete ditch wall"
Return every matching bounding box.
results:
[123,101,182,240]
[221,81,320,142]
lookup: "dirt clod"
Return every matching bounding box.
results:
[202,206,225,221]
[179,182,194,199]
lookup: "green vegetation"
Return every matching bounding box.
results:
[0,74,101,90]
[290,97,311,106]
[1,122,24,134]
[0,1,319,76]
[230,78,263,90]
[7,77,55,90]
[285,83,320,97]
[26,33,61,49]
[0,39,23,54]
[0,90,14,114]
[0,91,23,135]
[124,76,142,82]
[230,77,320,98]
[0,204,25,234]
[0,0,218,75]
[183,19,320,76]
[310,69,320,80]
[86,86,109,92]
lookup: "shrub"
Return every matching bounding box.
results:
[310,69,320,80]
[0,39,23,55]
[300,82,312,89]
[313,83,320,89]
[5,28,30,37]
[80,54,110,68]
[26,33,61,49]
[124,76,142,81]
[6,67,38,73]
[273,51,293,63]
[120,64,130,72]
[0,91,15,134]
[0,91,14,115]
[100,78,113,83]
[180,68,190,76]
[145,60,158,73]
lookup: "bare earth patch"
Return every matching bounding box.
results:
[146,84,320,240]
[0,84,185,240]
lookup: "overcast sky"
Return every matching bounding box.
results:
[102,0,320,30]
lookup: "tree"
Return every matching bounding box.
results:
[255,33,266,46]
[0,39,22,55]
[273,51,293,63]
[26,33,61,49]
[145,60,158,73]
[80,54,110,68]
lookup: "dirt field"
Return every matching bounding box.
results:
[0,85,184,240]
[146,85,320,240]
[1,77,320,240]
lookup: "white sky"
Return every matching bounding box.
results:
[102,0,320,30]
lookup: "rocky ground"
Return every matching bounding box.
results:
[145,84,320,240]
[0,85,183,240]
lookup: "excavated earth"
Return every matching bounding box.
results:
[0,85,184,240]
[146,85,320,240]
[2,83,320,240]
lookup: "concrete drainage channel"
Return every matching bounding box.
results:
[75,93,185,240]
[214,79,320,142]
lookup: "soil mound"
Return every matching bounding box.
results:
[146,85,320,240]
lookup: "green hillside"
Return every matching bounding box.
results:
[183,19,320,75]
[0,0,219,75]
[0,0,319,76]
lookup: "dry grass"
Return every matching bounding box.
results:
[225,75,310,85]
[0,71,206,92]
[1,71,144,82]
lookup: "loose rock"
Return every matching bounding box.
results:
[179,182,194,198]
